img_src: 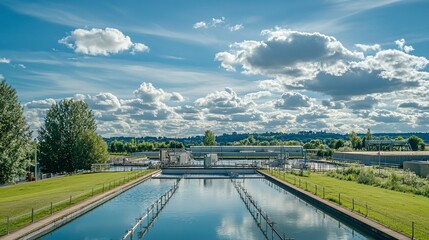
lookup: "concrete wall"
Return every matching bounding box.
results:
[333,152,429,167]
[403,161,429,177]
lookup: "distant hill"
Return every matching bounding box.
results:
[104,131,429,146]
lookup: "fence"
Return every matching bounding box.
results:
[265,168,429,240]
[0,171,150,236]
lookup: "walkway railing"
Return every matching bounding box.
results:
[121,178,181,240]
[231,179,293,240]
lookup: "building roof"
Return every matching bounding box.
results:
[338,151,429,156]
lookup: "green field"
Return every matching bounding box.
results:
[0,170,154,235]
[263,170,429,239]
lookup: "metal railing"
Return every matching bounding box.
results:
[265,169,429,240]
[122,178,181,240]
[0,171,149,236]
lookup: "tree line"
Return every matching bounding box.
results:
[0,80,108,184]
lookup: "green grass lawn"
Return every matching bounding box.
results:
[263,170,429,239]
[0,170,154,235]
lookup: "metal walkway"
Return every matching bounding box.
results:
[231,179,293,240]
[121,178,181,240]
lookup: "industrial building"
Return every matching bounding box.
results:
[333,151,429,167]
[403,161,429,177]
[160,149,190,166]
[190,145,304,159]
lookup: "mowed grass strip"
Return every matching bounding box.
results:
[263,170,429,239]
[0,170,154,235]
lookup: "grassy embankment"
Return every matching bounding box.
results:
[0,170,155,236]
[262,169,429,239]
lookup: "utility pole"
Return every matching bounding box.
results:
[34,144,38,181]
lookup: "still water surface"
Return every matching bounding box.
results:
[42,177,372,239]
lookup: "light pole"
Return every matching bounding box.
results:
[34,144,38,181]
[378,141,381,174]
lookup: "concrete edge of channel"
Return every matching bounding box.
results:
[1,170,161,240]
[258,170,410,240]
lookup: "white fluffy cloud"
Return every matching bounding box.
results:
[170,92,185,102]
[395,38,414,53]
[195,87,255,114]
[133,82,166,103]
[59,27,149,56]
[274,92,311,110]
[75,92,121,111]
[193,21,207,29]
[216,28,362,79]
[355,43,381,52]
[217,28,429,101]
[0,58,11,64]
[229,24,243,32]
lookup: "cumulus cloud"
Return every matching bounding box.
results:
[193,21,207,29]
[229,24,243,32]
[75,92,121,111]
[274,92,311,110]
[211,17,225,27]
[395,38,414,53]
[24,98,56,109]
[321,100,345,109]
[215,28,362,79]
[217,28,429,100]
[0,58,11,64]
[133,82,166,103]
[346,96,379,110]
[195,87,255,114]
[244,91,272,100]
[59,27,149,56]
[398,102,429,110]
[170,92,185,102]
[355,43,381,52]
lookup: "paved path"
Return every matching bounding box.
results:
[1,170,160,240]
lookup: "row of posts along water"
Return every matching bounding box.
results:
[231,179,293,240]
[122,178,181,240]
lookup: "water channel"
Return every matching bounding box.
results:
[42,174,373,239]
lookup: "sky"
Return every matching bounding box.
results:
[1,0,429,137]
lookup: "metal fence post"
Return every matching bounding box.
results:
[50,202,53,215]
[306,181,308,190]
[352,199,354,211]
[412,221,414,240]
[7,216,9,234]
[31,208,34,223]
[365,202,368,217]
[338,193,341,205]
[69,195,72,205]
[323,187,325,199]
[102,183,104,192]
[92,187,94,197]
[315,185,318,196]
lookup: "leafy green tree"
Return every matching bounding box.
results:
[0,80,32,183]
[365,129,372,141]
[408,135,425,151]
[38,99,108,173]
[334,139,345,149]
[349,131,362,150]
[203,130,216,146]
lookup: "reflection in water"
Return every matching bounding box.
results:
[243,179,371,239]
[142,179,265,240]
[42,177,373,239]
[42,179,176,240]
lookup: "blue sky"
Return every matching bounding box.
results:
[1,0,428,137]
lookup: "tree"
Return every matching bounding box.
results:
[38,99,108,173]
[349,131,362,150]
[365,129,372,141]
[0,80,32,183]
[203,130,216,146]
[408,135,425,151]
